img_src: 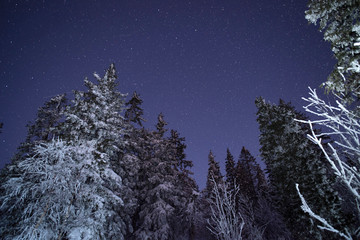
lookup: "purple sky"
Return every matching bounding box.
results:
[0,0,334,189]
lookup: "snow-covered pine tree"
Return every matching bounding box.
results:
[13,94,67,164]
[255,97,344,239]
[1,65,132,239]
[306,0,360,106]
[0,95,68,238]
[0,139,124,240]
[225,148,236,192]
[122,91,148,237]
[133,114,180,240]
[64,63,128,157]
[63,64,135,236]
[168,129,198,239]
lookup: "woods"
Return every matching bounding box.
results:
[1,0,359,239]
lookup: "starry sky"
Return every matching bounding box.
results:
[0,0,335,189]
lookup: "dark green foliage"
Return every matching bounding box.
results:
[236,147,258,203]
[205,150,223,199]
[255,97,344,239]
[133,114,198,240]
[125,91,146,127]
[169,129,198,240]
[225,148,236,192]
[156,112,167,137]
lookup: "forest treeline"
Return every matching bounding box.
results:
[0,63,357,240]
[1,0,360,239]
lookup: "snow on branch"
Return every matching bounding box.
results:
[207,176,245,240]
[296,184,352,240]
[295,87,360,239]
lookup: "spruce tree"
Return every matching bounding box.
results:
[0,94,68,238]
[225,148,236,192]
[1,139,125,240]
[1,65,134,239]
[236,147,258,203]
[205,150,223,199]
[255,97,344,239]
[125,91,146,127]
[194,151,222,240]
[306,0,360,106]
[63,64,135,237]
[13,94,67,164]
[168,129,198,240]
[133,114,179,240]
[64,63,128,157]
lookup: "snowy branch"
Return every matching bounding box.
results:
[207,176,245,240]
[295,87,360,239]
[296,184,352,240]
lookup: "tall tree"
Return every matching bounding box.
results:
[236,147,258,203]
[0,139,125,240]
[306,0,360,106]
[62,64,135,236]
[255,97,344,239]
[133,114,179,240]
[13,94,67,164]
[64,63,128,157]
[125,91,146,127]
[225,148,236,192]
[205,150,223,199]
[1,65,132,239]
[193,151,222,240]
[0,94,68,239]
[169,129,198,240]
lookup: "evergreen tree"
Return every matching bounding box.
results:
[13,94,67,164]
[169,130,194,176]
[1,65,133,239]
[122,92,147,237]
[125,91,146,127]
[306,0,360,106]
[255,97,344,239]
[62,64,135,236]
[236,147,258,203]
[253,160,268,197]
[156,112,167,137]
[1,139,125,240]
[205,150,223,198]
[64,63,128,157]
[225,148,236,192]
[168,129,198,240]
[194,151,223,240]
[133,114,179,240]
[0,94,68,238]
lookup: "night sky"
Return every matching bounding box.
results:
[0,0,335,189]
